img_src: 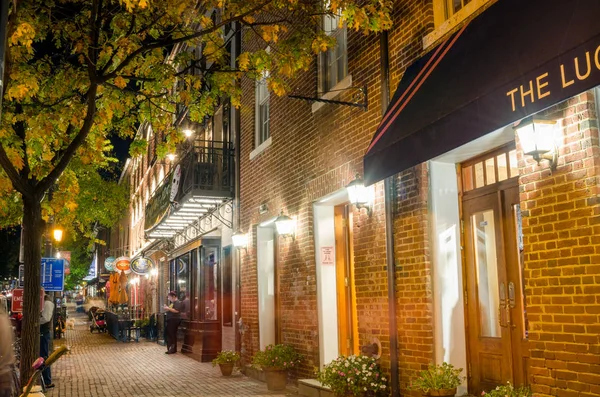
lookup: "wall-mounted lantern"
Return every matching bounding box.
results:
[182,128,194,138]
[232,231,249,249]
[275,211,295,239]
[167,153,176,162]
[345,174,372,216]
[515,116,558,170]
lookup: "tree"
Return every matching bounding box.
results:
[0,0,392,384]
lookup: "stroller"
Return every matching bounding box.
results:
[90,308,107,333]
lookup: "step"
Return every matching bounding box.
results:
[298,379,335,397]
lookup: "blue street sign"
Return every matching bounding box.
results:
[41,258,65,292]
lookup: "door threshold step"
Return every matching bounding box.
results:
[298,379,334,397]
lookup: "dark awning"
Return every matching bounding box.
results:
[364,0,600,185]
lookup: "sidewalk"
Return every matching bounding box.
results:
[46,311,297,397]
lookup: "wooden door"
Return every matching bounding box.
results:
[334,204,358,356]
[463,186,529,393]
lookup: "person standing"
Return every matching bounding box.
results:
[0,301,15,397]
[163,291,182,354]
[40,294,55,389]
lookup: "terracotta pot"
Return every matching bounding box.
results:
[426,388,457,397]
[219,363,234,376]
[263,367,288,391]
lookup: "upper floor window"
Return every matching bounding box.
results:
[319,10,347,93]
[426,0,490,49]
[255,72,270,147]
[445,0,472,19]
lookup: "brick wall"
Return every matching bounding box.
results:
[519,90,600,397]
[238,0,435,386]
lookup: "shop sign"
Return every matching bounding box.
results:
[41,258,65,292]
[321,247,334,266]
[104,256,116,272]
[131,257,155,275]
[114,256,131,274]
[144,173,174,231]
[11,288,45,313]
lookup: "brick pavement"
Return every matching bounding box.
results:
[46,311,297,397]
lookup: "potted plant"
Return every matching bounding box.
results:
[212,350,241,376]
[316,355,388,397]
[410,362,463,397]
[252,344,302,391]
[482,382,532,397]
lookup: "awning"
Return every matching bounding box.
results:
[364,0,600,185]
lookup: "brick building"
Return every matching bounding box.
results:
[238,1,600,397]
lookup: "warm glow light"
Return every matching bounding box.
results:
[346,175,370,206]
[55,252,61,259]
[183,129,194,138]
[167,153,176,161]
[275,212,295,237]
[150,268,158,277]
[232,231,248,248]
[515,116,556,157]
[53,228,63,242]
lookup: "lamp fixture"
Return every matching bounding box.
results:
[346,174,372,216]
[53,228,64,243]
[514,116,558,170]
[182,128,194,138]
[232,231,249,249]
[274,211,295,239]
[167,153,176,162]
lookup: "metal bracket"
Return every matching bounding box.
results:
[288,85,368,111]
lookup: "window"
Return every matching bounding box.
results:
[255,72,270,146]
[319,11,347,93]
[445,0,472,19]
[222,246,233,327]
[426,0,490,49]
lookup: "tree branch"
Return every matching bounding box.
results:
[0,143,31,198]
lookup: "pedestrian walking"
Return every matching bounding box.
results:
[40,294,55,389]
[163,291,182,354]
[0,302,15,397]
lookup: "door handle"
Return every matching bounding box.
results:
[498,282,507,328]
[507,281,516,329]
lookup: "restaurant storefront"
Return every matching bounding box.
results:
[364,0,600,395]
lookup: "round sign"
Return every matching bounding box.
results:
[131,257,155,275]
[114,256,131,274]
[104,256,116,272]
[170,165,181,202]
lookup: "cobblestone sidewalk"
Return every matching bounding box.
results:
[46,311,297,397]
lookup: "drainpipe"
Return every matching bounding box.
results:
[380,31,400,397]
[233,21,243,354]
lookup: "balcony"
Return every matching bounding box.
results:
[144,141,234,239]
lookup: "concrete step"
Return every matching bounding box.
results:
[298,379,335,397]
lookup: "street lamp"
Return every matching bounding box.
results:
[53,227,63,243]
[182,128,194,138]
[515,116,558,169]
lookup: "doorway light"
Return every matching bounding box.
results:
[232,231,249,249]
[274,211,295,239]
[514,116,558,170]
[345,174,372,216]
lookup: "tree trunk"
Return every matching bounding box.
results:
[19,196,44,386]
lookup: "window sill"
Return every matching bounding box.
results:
[423,0,492,50]
[250,136,272,160]
[312,74,353,113]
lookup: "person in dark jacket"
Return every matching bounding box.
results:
[163,291,183,354]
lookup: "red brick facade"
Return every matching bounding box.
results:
[238,2,600,397]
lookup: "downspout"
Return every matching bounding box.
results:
[380,31,400,397]
[233,21,243,353]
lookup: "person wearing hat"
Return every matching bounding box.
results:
[163,291,183,354]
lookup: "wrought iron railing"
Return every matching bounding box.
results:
[179,140,234,197]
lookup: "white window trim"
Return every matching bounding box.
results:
[250,136,272,160]
[254,72,270,150]
[423,0,492,50]
[312,74,352,113]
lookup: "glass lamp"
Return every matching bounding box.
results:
[346,174,372,216]
[232,231,249,249]
[275,211,295,238]
[515,116,557,169]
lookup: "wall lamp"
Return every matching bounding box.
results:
[182,128,194,138]
[346,174,372,216]
[515,116,558,170]
[232,231,249,250]
[275,211,295,239]
[167,153,177,162]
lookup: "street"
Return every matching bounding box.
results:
[46,311,297,397]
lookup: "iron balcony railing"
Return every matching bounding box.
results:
[179,140,234,198]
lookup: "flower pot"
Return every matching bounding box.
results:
[219,363,234,376]
[425,388,457,397]
[263,367,288,391]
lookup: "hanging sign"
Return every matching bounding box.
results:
[131,257,155,275]
[114,256,132,274]
[170,164,182,202]
[104,256,116,272]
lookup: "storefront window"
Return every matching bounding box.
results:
[204,247,219,321]
[170,253,191,320]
